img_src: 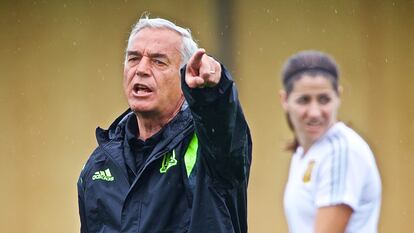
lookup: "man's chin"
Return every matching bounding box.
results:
[129,103,155,114]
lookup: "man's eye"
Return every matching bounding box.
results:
[128,56,138,62]
[127,57,138,65]
[153,59,167,66]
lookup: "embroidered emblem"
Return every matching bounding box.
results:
[303,160,315,183]
[160,150,178,173]
[92,168,114,181]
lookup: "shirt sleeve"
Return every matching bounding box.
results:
[181,64,252,188]
[314,135,369,210]
[77,167,89,233]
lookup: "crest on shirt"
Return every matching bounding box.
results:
[160,150,178,173]
[303,160,315,183]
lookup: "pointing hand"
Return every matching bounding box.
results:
[185,49,222,88]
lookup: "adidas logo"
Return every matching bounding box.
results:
[92,168,114,181]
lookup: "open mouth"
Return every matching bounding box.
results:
[133,84,152,95]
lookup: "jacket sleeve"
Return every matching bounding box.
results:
[181,64,252,188]
[77,169,89,233]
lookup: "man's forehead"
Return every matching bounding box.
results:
[129,28,182,50]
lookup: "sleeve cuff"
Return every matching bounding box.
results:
[181,64,234,106]
[316,194,358,211]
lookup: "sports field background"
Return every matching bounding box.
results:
[1,0,413,232]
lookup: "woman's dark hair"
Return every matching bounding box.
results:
[281,50,340,152]
[282,50,340,96]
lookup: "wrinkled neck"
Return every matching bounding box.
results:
[135,96,184,140]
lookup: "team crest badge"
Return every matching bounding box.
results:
[303,160,315,183]
[160,150,178,173]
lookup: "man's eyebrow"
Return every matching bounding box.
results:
[126,51,169,60]
[147,52,168,59]
[126,51,141,56]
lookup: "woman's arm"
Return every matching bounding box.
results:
[315,204,353,233]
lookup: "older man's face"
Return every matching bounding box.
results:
[123,28,183,118]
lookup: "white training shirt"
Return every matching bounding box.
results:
[284,122,381,233]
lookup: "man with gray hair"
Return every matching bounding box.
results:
[77,16,252,233]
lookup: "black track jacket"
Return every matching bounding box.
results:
[77,65,252,233]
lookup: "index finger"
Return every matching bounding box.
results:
[188,48,206,70]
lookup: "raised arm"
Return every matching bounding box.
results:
[181,49,251,187]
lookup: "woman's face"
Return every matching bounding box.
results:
[280,75,340,150]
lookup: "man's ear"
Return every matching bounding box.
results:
[279,90,288,111]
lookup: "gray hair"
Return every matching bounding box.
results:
[126,16,198,67]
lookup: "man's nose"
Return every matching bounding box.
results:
[135,57,151,77]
